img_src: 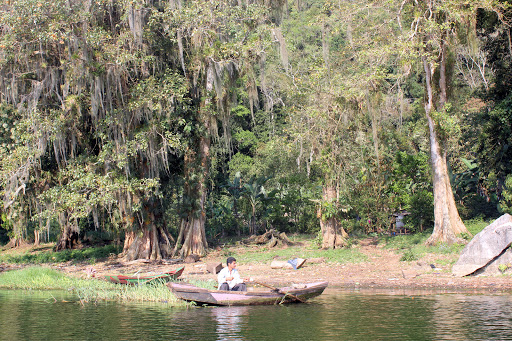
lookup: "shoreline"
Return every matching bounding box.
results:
[2,238,512,294]
[1,262,511,293]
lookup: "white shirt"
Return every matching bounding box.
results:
[217,266,243,290]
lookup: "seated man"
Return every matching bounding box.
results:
[217,256,247,291]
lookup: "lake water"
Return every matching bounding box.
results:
[1,288,512,340]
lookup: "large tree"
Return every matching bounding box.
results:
[0,0,270,258]
[161,0,270,256]
[398,0,504,244]
[0,0,186,258]
[276,0,404,248]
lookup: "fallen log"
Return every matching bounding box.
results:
[242,229,294,248]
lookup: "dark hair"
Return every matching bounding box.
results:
[226,257,236,265]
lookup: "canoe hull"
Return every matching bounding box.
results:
[105,266,184,285]
[167,281,328,306]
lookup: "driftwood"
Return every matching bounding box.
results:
[242,229,294,248]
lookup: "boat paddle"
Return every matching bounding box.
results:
[252,280,305,303]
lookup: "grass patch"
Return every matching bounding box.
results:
[378,217,497,262]
[380,232,430,250]
[0,266,188,306]
[465,217,490,236]
[238,244,367,264]
[380,231,467,261]
[0,245,122,265]
[434,258,456,266]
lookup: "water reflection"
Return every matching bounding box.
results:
[314,289,512,341]
[211,306,249,340]
[1,288,512,340]
[431,294,512,341]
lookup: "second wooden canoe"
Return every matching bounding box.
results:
[104,266,184,285]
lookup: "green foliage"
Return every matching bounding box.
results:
[452,158,499,219]
[0,245,121,264]
[431,105,462,145]
[499,175,512,214]
[382,233,428,250]
[498,263,510,273]
[477,92,512,178]
[36,164,160,222]
[0,0,192,246]
[406,190,435,232]
[400,249,419,262]
[0,0,510,249]
[268,184,319,233]
[465,217,490,236]
[206,197,238,238]
[228,153,255,178]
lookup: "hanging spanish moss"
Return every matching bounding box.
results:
[0,0,270,258]
[0,0,183,256]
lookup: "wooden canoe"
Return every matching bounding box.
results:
[104,266,184,285]
[167,281,328,306]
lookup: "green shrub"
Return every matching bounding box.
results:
[400,249,419,261]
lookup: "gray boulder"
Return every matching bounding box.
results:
[474,246,512,276]
[452,214,512,277]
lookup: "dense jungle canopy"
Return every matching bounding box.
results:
[1,0,512,259]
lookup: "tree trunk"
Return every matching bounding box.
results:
[422,52,469,245]
[250,202,257,235]
[5,236,24,249]
[319,185,347,249]
[179,140,209,257]
[123,211,174,261]
[55,213,79,250]
[177,145,209,258]
[425,115,468,245]
[34,230,40,246]
[180,211,208,257]
[177,63,215,257]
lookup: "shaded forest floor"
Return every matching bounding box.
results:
[2,235,512,292]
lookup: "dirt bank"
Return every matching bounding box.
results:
[3,238,510,293]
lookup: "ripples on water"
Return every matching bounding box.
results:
[1,288,512,340]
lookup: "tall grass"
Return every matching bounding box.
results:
[0,267,188,306]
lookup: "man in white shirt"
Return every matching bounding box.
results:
[217,257,247,291]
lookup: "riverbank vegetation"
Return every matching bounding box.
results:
[0,266,188,305]
[1,218,488,267]
[0,0,511,261]
[0,244,121,264]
